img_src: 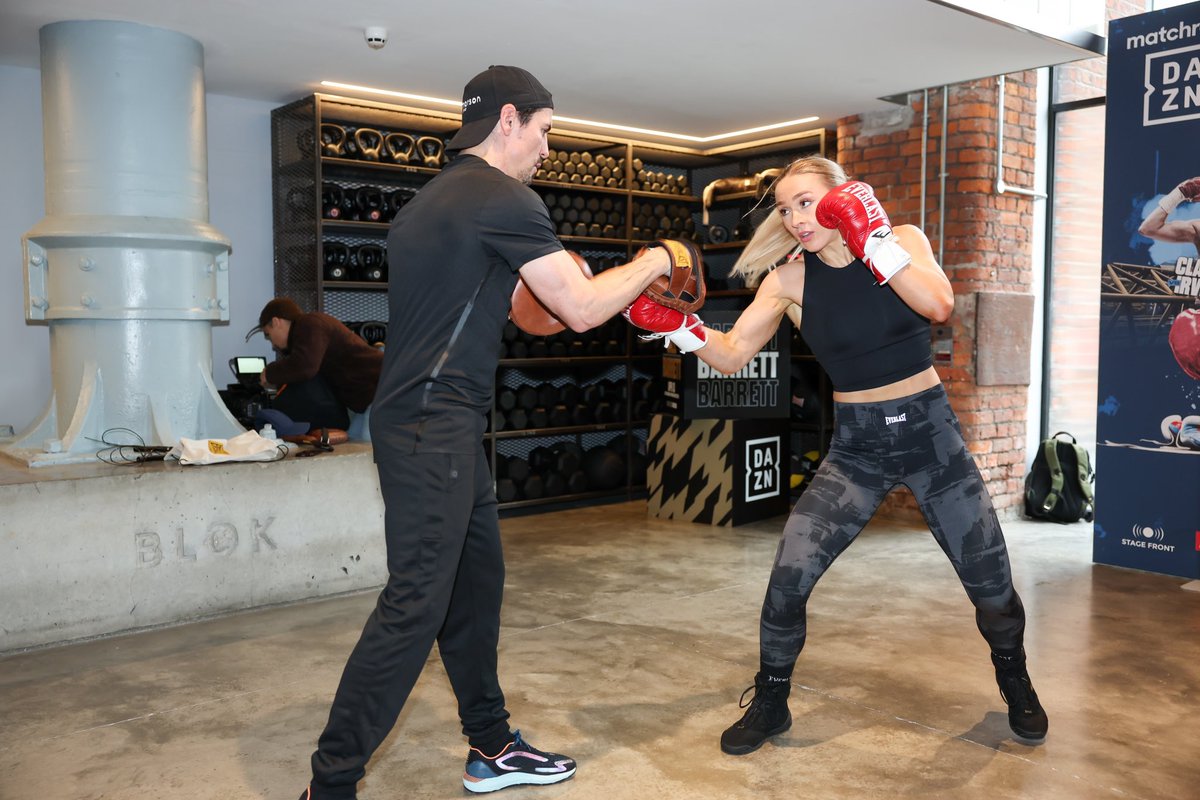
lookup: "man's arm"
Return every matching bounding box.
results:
[517,247,670,332]
[1139,207,1200,244]
[263,319,328,386]
[1140,178,1200,244]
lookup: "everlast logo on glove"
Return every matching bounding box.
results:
[843,182,887,224]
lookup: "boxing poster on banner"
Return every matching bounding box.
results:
[1096,2,1200,579]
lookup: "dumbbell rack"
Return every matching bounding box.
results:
[271,92,836,512]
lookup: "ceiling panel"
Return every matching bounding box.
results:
[0,0,1105,143]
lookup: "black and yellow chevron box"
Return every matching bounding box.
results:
[646,414,790,526]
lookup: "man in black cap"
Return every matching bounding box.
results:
[248,297,382,433]
[297,66,673,799]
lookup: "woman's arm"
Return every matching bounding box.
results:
[694,267,800,375]
[887,225,955,323]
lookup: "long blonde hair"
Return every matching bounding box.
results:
[731,155,848,287]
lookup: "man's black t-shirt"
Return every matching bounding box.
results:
[371,154,561,456]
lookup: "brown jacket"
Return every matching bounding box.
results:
[264,312,383,413]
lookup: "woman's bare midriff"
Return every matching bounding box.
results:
[831,365,941,404]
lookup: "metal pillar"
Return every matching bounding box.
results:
[6,20,240,466]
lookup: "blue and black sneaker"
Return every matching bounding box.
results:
[463,730,576,793]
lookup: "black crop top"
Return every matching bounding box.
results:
[798,250,933,392]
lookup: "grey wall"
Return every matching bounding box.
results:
[0,63,279,435]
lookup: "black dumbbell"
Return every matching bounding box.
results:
[517,385,539,411]
[528,446,554,473]
[548,404,571,428]
[552,441,582,474]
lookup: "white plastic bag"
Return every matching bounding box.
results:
[171,430,282,465]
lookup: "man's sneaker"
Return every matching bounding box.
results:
[992,650,1048,741]
[720,673,792,755]
[463,730,576,793]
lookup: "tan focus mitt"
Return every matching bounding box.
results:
[640,239,706,313]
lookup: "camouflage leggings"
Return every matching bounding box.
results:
[760,383,1025,672]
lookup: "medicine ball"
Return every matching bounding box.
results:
[582,445,625,491]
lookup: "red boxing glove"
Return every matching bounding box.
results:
[1161,177,1200,214]
[623,294,707,353]
[815,181,912,284]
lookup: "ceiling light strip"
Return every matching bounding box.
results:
[321,81,460,108]
[321,80,818,143]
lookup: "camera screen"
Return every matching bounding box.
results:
[235,356,267,375]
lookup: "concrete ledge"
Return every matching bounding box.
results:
[0,444,387,652]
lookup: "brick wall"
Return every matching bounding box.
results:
[835,72,1040,518]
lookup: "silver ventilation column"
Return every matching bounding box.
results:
[6,20,240,466]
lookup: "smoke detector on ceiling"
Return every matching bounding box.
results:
[364,27,388,50]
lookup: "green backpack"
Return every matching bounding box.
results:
[1023,432,1095,523]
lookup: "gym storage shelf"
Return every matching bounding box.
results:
[491,421,641,440]
[320,157,440,178]
[321,280,387,292]
[272,92,834,513]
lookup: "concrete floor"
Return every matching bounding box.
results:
[0,501,1196,800]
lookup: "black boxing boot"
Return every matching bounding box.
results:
[720,672,792,755]
[992,648,1048,742]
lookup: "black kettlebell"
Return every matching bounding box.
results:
[355,186,385,223]
[321,182,345,219]
[356,244,386,282]
[323,242,350,281]
[387,188,414,221]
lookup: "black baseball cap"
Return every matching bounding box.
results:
[245,297,304,341]
[445,65,553,152]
